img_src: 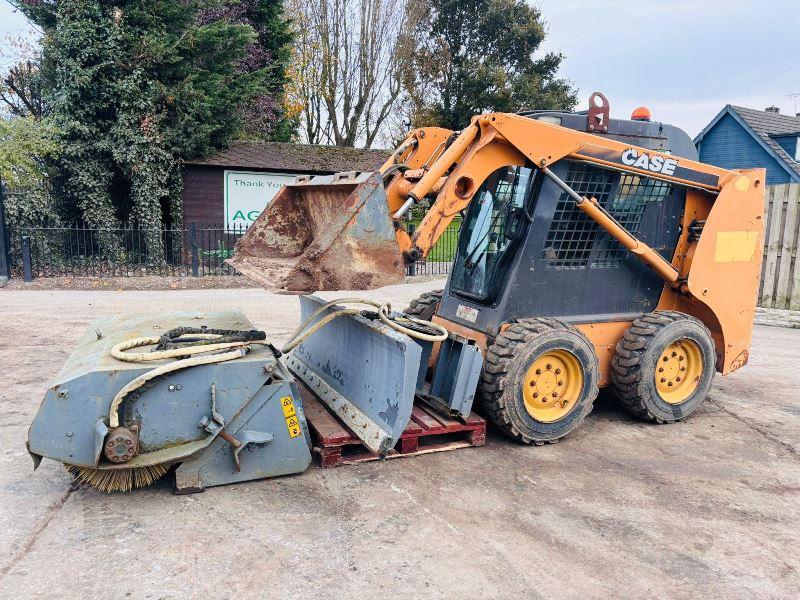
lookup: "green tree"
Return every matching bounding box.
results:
[0,116,60,257]
[198,1,295,141]
[13,0,290,250]
[408,0,577,130]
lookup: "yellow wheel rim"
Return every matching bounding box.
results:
[523,350,584,423]
[655,339,703,404]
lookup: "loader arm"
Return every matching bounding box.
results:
[394,113,735,263]
[389,112,764,373]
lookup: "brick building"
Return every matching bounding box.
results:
[182,141,389,227]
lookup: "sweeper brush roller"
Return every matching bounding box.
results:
[65,463,170,494]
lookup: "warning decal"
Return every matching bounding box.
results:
[280,395,302,438]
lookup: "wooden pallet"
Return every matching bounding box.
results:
[296,383,486,468]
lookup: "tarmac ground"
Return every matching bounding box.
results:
[0,281,798,599]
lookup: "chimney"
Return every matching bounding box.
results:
[765,106,780,114]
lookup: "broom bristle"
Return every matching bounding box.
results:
[65,463,170,493]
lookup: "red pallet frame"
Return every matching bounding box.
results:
[297,384,486,468]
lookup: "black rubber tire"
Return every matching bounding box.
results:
[611,311,716,423]
[403,290,443,321]
[479,318,600,444]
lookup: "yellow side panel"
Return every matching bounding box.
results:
[714,231,758,263]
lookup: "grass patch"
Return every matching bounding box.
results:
[410,218,462,262]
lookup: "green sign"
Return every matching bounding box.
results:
[224,170,297,229]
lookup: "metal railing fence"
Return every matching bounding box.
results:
[405,210,462,277]
[9,219,462,281]
[11,222,248,279]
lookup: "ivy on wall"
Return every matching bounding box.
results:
[13,0,293,258]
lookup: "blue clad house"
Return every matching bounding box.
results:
[694,106,800,185]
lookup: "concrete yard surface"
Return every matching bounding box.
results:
[0,282,798,599]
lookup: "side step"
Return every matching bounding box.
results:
[297,383,486,469]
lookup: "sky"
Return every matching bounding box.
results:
[0,2,32,68]
[536,0,800,135]
[1,0,798,137]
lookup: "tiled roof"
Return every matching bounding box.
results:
[729,106,800,178]
[186,141,390,173]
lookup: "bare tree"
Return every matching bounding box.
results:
[287,0,421,148]
[0,32,45,119]
[1,61,44,118]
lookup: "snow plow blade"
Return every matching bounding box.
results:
[285,295,421,454]
[228,171,405,293]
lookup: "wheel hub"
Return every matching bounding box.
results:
[104,427,139,464]
[655,339,703,404]
[523,350,583,423]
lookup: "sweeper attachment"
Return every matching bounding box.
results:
[27,310,313,493]
[27,295,477,492]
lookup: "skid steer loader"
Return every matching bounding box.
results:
[27,94,764,492]
[231,92,764,441]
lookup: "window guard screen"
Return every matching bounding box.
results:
[542,162,674,269]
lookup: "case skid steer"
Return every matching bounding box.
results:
[28,94,764,492]
[230,92,764,440]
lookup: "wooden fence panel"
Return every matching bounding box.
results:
[775,186,800,309]
[760,183,800,310]
[760,185,785,307]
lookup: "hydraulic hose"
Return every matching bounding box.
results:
[109,331,273,428]
[281,297,449,354]
[108,347,249,428]
[108,297,448,429]
[111,335,259,362]
[378,312,448,342]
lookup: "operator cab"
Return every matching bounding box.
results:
[443,101,695,335]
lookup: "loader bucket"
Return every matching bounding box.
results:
[228,171,406,293]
